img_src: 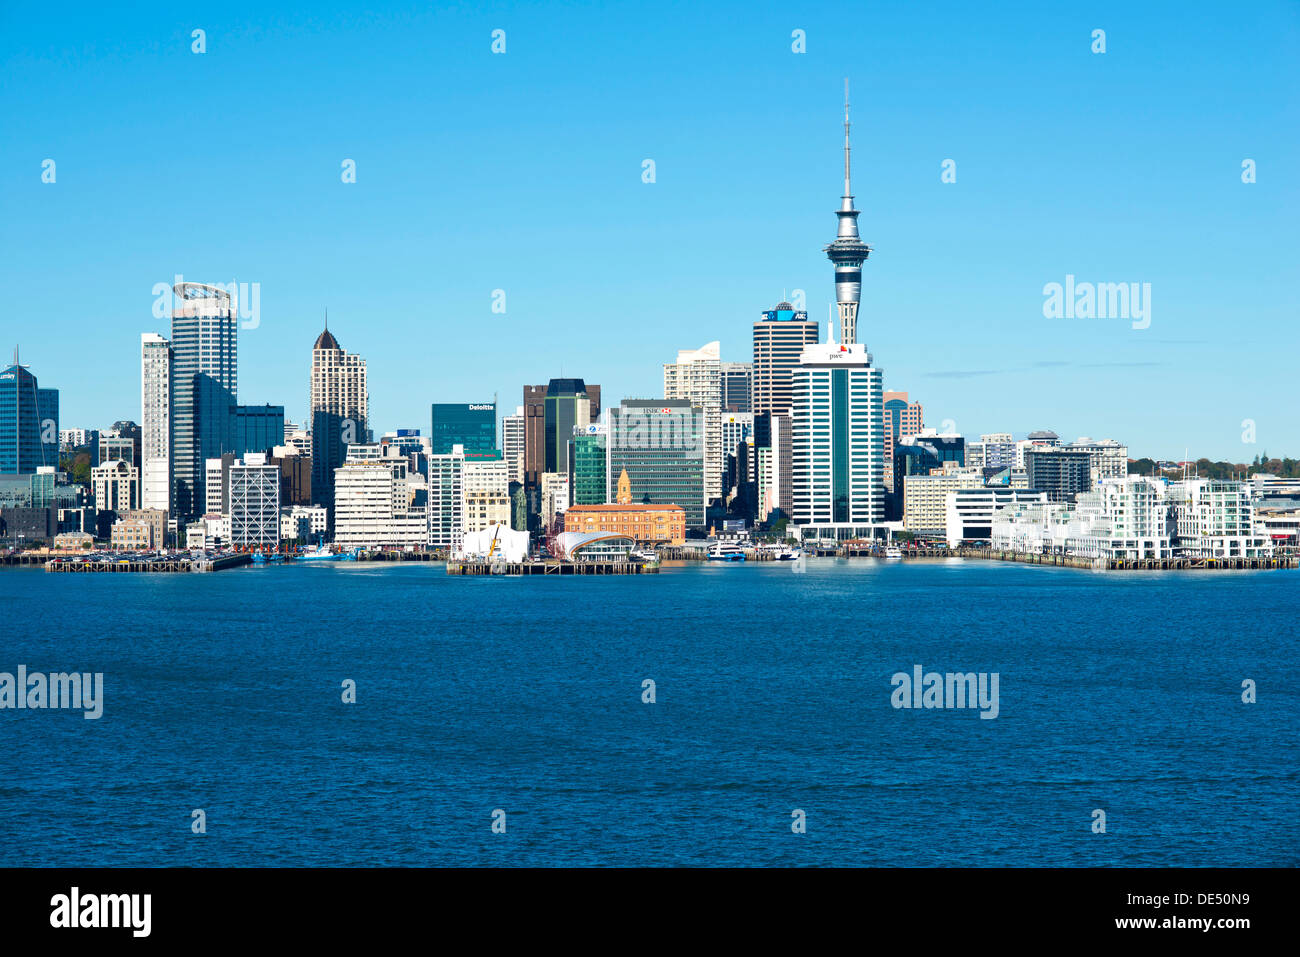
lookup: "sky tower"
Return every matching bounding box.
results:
[824,80,872,345]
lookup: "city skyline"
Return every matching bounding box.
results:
[2,2,1297,460]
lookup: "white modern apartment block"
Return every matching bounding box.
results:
[990,477,1272,560]
[945,487,1048,547]
[140,332,172,514]
[428,447,466,552]
[791,340,885,541]
[1169,479,1272,558]
[664,341,723,508]
[464,458,512,533]
[903,465,983,534]
[91,460,139,514]
[500,406,525,485]
[228,453,281,549]
[334,457,427,548]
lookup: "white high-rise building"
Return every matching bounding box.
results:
[427,446,466,553]
[664,341,723,509]
[500,406,525,485]
[334,457,426,548]
[791,340,885,541]
[310,324,368,513]
[229,453,281,549]
[140,332,172,515]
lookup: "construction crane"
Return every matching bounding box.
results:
[487,525,501,561]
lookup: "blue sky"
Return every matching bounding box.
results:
[1,0,1296,460]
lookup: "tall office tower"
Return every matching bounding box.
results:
[170,283,237,520]
[754,412,792,521]
[500,406,525,485]
[664,341,723,508]
[523,379,600,521]
[569,426,607,506]
[228,453,281,549]
[606,399,705,530]
[752,302,819,416]
[431,402,499,460]
[309,322,368,517]
[791,340,885,539]
[426,447,466,553]
[823,81,872,345]
[721,361,753,413]
[233,404,285,457]
[0,349,59,475]
[140,333,172,514]
[882,391,924,491]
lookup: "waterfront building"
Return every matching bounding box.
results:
[170,283,237,521]
[1025,448,1093,503]
[791,340,886,540]
[944,488,1048,547]
[563,468,686,545]
[110,508,167,550]
[427,447,466,553]
[752,302,818,416]
[664,342,723,506]
[228,453,281,549]
[458,525,530,562]
[310,322,369,517]
[721,362,753,413]
[1169,479,1272,558]
[280,504,329,541]
[902,465,984,536]
[335,455,427,549]
[140,332,172,514]
[431,402,499,460]
[463,458,512,534]
[0,351,59,474]
[606,399,705,530]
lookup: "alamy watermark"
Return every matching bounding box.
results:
[890,665,999,719]
[0,666,103,719]
[1042,274,1150,330]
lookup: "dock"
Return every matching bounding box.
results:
[447,560,656,575]
[45,553,253,573]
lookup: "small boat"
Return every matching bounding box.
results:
[773,546,802,561]
[884,546,903,560]
[629,548,658,563]
[707,542,746,562]
[298,544,340,561]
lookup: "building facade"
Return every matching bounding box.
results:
[606,399,705,530]
[752,302,818,417]
[310,324,368,517]
[140,332,172,514]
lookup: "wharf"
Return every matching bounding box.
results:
[447,561,656,575]
[45,553,253,573]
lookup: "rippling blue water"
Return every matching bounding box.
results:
[1,559,1296,866]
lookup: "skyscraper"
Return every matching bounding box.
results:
[606,399,705,530]
[523,380,600,521]
[882,391,923,492]
[171,283,237,520]
[663,341,722,508]
[140,333,172,514]
[431,402,498,460]
[752,302,818,416]
[309,322,368,516]
[791,342,885,539]
[500,406,525,485]
[824,81,872,345]
[0,349,59,475]
[721,361,753,414]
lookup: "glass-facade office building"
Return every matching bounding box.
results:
[607,399,705,529]
[569,429,607,505]
[431,402,499,461]
[0,362,59,475]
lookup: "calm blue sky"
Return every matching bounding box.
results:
[2,1,1296,460]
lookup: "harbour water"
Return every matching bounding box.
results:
[1,559,1296,867]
